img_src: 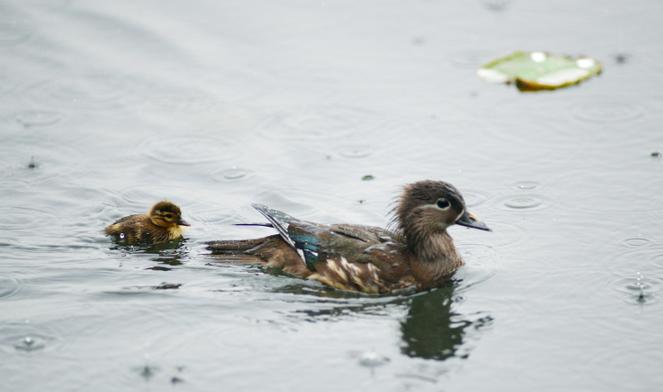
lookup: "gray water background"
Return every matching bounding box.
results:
[1,0,662,391]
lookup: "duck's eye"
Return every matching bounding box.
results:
[436,198,450,210]
[163,213,174,220]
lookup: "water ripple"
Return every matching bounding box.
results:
[139,135,240,165]
[213,167,253,181]
[461,190,489,207]
[456,243,497,292]
[450,50,492,69]
[481,0,511,12]
[13,110,62,127]
[613,272,663,305]
[514,181,539,190]
[0,71,16,96]
[257,106,381,141]
[472,220,525,249]
[0,206,55,232]
[0,276,21,298]
[651,252,663,269]
[608,246,663,300]
[111,187,163,210]
[622,237,652,248]
[186,209,239,226]
[23,74,143,112]
[140,91,218,115]
[0,19,32,47]
[0,321,62,353]
[62,308,177,358]
[499,195,547,211]
[548,168,661,213]
[337,144,373,159]
[573,101,645,124]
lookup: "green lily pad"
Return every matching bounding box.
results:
[478,51,602,91]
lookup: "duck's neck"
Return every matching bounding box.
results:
[405,230,464,287]
[408,231,458,263]
[167,225,184,240]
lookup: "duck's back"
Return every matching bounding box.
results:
[300,222,415,293]
[105,214,168,244]
[209,208,417,294]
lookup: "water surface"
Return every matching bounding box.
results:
[1,1,663,391]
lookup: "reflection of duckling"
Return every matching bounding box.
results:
[105,201,190,245]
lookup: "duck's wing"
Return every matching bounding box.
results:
[251,203,330,269]
[251,203,403,268]
[299,223,411,294]
[243,204,413,293]
[251,204,301,248]
[110,214,141,226]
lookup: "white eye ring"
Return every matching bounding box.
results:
[436,198,450,210]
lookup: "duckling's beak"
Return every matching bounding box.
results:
[455,211,491,231]
[177,218,191,226]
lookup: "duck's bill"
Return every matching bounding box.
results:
[178,219,191,226]
[455,211,491,231]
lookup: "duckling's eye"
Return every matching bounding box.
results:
[436,198,450,210]
[163,213,174,220]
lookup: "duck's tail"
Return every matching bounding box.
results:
[207,237,269,257]
[206,234,311,277]
[207,234,292,264]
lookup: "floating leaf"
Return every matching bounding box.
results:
[478,51,602,91]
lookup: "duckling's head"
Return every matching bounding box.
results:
[148,200,190,228]
[394,180,490,245]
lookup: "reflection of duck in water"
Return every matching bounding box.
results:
[208,180,490,294]
[105,201,190,245]
[282,283,492,362]
[401,284,492,360]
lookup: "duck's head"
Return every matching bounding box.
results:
[148,200,190,229]
[394,180,490,245]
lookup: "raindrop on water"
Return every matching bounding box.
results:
[613,53,629,64]
[27,156,38,169]
[622,237,651,248]
[14,110,61,127]
[338,145,372,159]
[573,101,645,123]
[134,364,159,381]
[13,335,46,352]
[614,271,662,305]
[515,181,539,190]
[502,195,544,210]
[635,272,647,303]
[217,167,251,181]
[358,350,390,368]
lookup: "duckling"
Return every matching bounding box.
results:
[207,180,490,294]
[105,200,190,245]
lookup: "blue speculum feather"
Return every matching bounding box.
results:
[291,232,321,268]
[302,249,319,269]
[290,233,320,250]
